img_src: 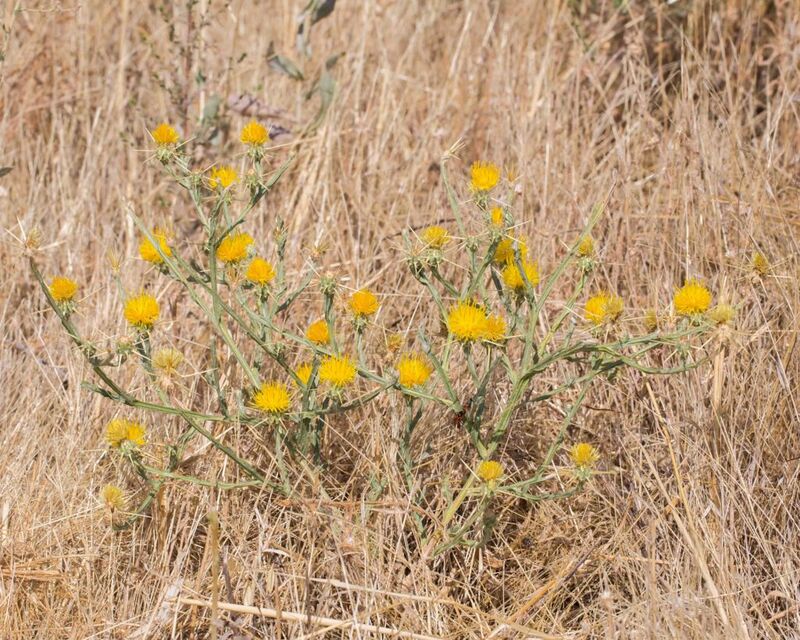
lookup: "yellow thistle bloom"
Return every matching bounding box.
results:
[49,276,78,303]
[490,207,504,227]
[246,257,275,285]
[151,123,179,146]
[673,279,712,317]
[216,232,253,264]
[349,289,379,318]
[709,303,735,325]
[483,314,507,342]
[752,252,770,277]
[397,355,432,388]
[477,460,503,483]
[252,382,291,413]
[643,308,659,332]
[124,294,160,330]
[570,442,599,469]
[493,236,528,264]
[585,291,623,326]
[295,363,313,386]
[101,484,126,511]
[105,419,146,448]
[319,355,357,388]
[209,165,239,190]
[306,319,330,345]
[421,225,450,249]
[501,259,539,291]
[470,161,500,192]
[447,300,489,342]
[240,120,269,146]
[153,347,183,377]
[138,229,172,264]
[577,236,594,257]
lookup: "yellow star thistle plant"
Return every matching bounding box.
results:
[31,135,720,543]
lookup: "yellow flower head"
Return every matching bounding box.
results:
[470,161,500,192]
[501,260,539,291]
[209,165,239,190]
[447,300,490,342]
[49,276,78,303]
[349,289,379,318]
[153,347,183,377]
[306,319,330,345]
[240,120,269,146]
[709,303,735,326]
[483,314,507,342]
[295,363,313,386]
[124,294,160,330]
[151,123,179,146]
[216,232,253,264]
[585,291,624,326]
[477,460,503,483]
[673,279,712,317]
[319,355,357,388]
[105,418,146,448]
[421,225,450,249]
[490,207,505,228]
[752,252,770,277]
[643,308,659,332]
[397,355,432,388]
[493,236,528,264]
[246,257,275,285]
[252,382,291,413]
[139,229,172,264]
[570,442,599,469]
[101,484,126,511]
[577,236,594,257]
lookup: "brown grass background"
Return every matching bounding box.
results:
[2,0,799,638]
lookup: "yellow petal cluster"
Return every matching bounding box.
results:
[493,236,528,264]
[295,363,313,386]
[349,289,379,318]
[106,418,146,448]
[151,123,179,146]
[397,355,432,388]
[306,320,330,345]
[246,257,275,285]
[101,484,126,511]
[477,460,503,483]
[421,225,450,249]
[319,355,357,388]
[584,291,623,326]
[139,229,172,264]
[501,260,539,291]
[252,382,291,413]
[49,276,78,303]
[216,232,253,264]
[124,294,160,330]
[673,279,711,317]
[470,161,500,192]
[447,301,505,343]
[209,165,239,190]
[240,120,269,146]
[570,442,599,469]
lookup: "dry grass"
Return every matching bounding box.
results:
[2,1,799,638]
